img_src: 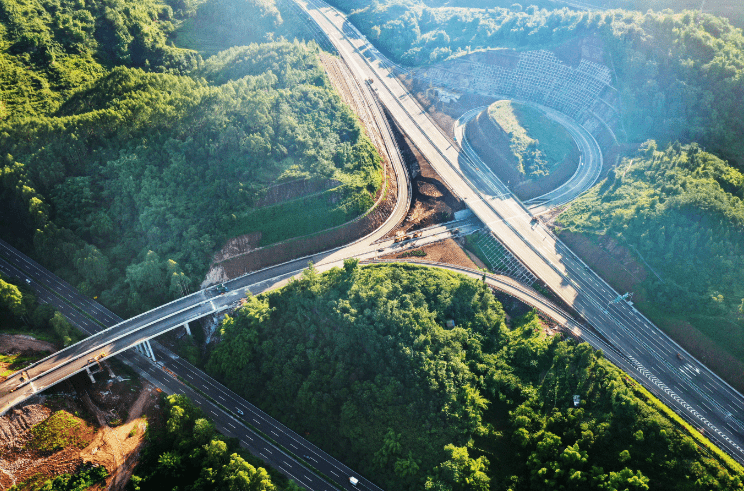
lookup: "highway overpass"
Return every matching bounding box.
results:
[297,0,744,462]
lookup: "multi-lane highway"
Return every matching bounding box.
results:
[453,104,603,213]
[1,0,743,482]
[297,0,744,462]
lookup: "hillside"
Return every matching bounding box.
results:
[330,0,744,167]
[558,142,744,388]
[205,262,743,490]
[0,0,383,317]
[465,100,579,199]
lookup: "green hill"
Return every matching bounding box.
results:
[0,0,382,316]
[206,262,744,490]
[331,0,744,168]
[558,142,744,387]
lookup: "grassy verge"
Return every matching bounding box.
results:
[0,352,48,378]
[629,380,744,475]
[227,187,376,247]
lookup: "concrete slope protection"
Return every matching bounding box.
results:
[297,0,744,462]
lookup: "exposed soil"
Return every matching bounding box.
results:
[399,72,496,137]
[0,338,159,490]
[0,335,55,356]
[380,238,477,270]
[387,119,465,236]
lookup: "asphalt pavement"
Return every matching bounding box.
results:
[298,0,744,462]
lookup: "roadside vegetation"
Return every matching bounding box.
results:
[328,0,744,168]
[205,262,742,490]
[558,142,744,381]
[9,465,108,491]
[0,0,382,316]
[130,393,299,491]
[0,273,82,347]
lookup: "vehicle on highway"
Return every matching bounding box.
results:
[25,278,30,284]
[216,284,228,294]
[349,476,359,486]
[677,352,683,361]
[393,231,408,243]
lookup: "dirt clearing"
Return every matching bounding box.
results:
[380,238,478,270]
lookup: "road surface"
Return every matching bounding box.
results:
[298,0,744,462]
[453,104,603,213]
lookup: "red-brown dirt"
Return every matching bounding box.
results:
[380,238,478,270]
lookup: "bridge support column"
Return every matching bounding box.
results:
[84,366,96,383]
[145,340,156,362]
[183,323,191,336]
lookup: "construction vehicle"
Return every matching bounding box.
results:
[394,231,408,243]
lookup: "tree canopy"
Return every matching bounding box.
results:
[329,0,744,167]
[559,142,744,374]
[0,0,382,316]
[206,263,743,490]
[131,393,291,491]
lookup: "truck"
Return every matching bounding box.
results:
[349,477,359,486]
[393,231,408,243]
[216,284,228,294]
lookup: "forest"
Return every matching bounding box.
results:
[206,262,743,490]
[558,142,744,376]
[327,0,744,167]
[130,393,299,491]
[0,273,80,347]
[0,0,382,316]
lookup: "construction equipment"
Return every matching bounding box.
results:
[394,231,408,243]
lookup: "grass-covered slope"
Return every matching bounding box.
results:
[0,0,383,316]
[206,262,743,490]
[486,100,575,179]
[558,142,744,379]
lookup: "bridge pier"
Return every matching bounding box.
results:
[145,340,156,361]
[84,366,96,383]
[183,322,191,336]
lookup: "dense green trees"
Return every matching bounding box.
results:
[131,394,288,490]
[206,263,742,490]
[329,0,744,167]
[1,0,382,316]
[0,273,79,347]
[559,142,744,367]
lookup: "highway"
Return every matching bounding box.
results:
[0,0,742,479]
[453,104,603,214]
[297,0,744,462]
